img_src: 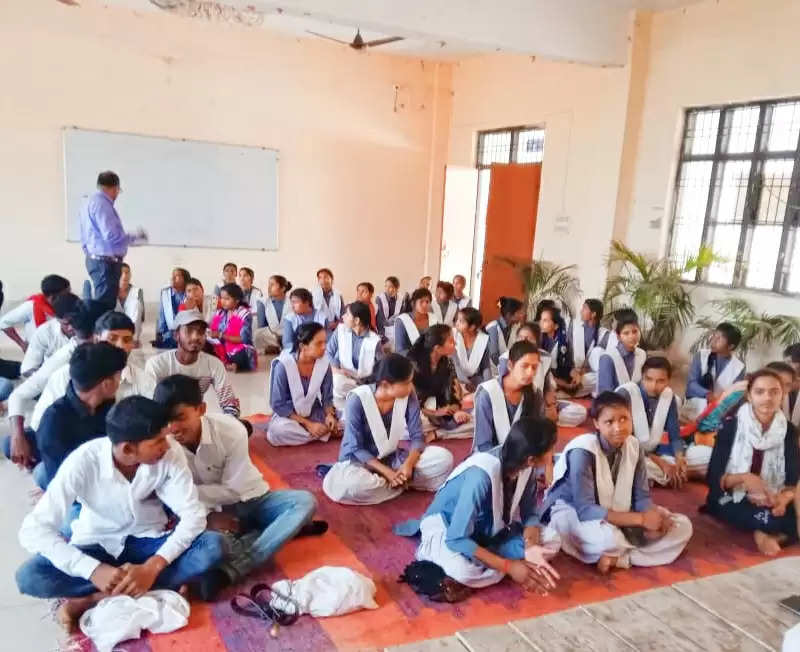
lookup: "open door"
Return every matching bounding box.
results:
[439,166,479,289]
[478,163,542,319]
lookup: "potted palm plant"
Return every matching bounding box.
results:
[495,255,581,319]
[603,240,717,351]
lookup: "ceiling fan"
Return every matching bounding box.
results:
[306,27,404,51]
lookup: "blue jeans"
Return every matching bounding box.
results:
[222,489,316,581]
[16,531,227,599]
[1,432,47,490]
[0,377,13,401]
[85,256,122,315]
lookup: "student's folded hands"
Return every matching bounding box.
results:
[90,563,125,593]
[111,559,166,598]
[508,559,558,596]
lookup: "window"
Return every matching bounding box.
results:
[669,99,800,293]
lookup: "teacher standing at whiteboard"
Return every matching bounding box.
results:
[79,170,147,314]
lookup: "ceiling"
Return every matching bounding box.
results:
[101,0,704,65]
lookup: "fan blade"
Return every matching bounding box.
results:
[364,36,405,48]
[305,30,352,45]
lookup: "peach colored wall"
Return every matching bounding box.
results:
[447,54,632,301]
[0,0,450,304]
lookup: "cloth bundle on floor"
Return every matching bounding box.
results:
[557,400,588,427]
[269,566,378,617]
[79,590,190,652]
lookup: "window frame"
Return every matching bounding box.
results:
[668,97,800,294]
[475,125,545,169]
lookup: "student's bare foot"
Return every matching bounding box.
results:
[597,555,617,574]
[56,594,104,633]
[754,530,782,556]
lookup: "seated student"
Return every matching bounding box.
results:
[154,267,190,349]
[472,341,546,453]
[0,274,70,353]
[0,280,22,381]
[267,322,338,446]
[684,322,745,422]
[395,417,561,591]
[255,275,293,353]
[395,288,438,355]
[452,307,492,393]
[208,284,257,373]
[237,266,263,307]
[431,281,458,327]
[327,301,383,412]
[355,282,378,331]
[282,287,327,352]
[154,375,322,597]
[313,268,343,331]
[419,276,432,291]
[596,311,646,396]
[408,324,472,439]
[452,274,471,309]
[539,305,583,396]
[15,396,226,631]
[213,262,237,307]
[117,263,144,346]
[20,293,82,376]
[568,299,609,395]
[541,392,693,573]
[765,361,797,424]
[36,342,127,487]
[704,369,799,556]
[323,355,454,505]
[180,277,215,322]
[146,310,242,418]
[486,297,525,366]
[781,346,800,426]
[616,357,692,488]
[376,276,410,342]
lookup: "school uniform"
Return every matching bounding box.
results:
[454,295,472,310]
[16,437,224,600]
[451,330,492,390]
[326,324,383,411]
[393,312,439,355]
[413,355,473,439]
[394,447,560,588]
[20,318,69,376]
[281,310,328,352]
[312,287,344,329]
[255,296,292,351]
[431,300,458,327]
[682,350,746,422]
[596,342,647,396]
[323,387,453,505]
[155,287,186,348]
[498,350,555,394]
[376,291,409,343]
[117,285,144,341]
[568,320,609,396]
[266,351,333,446]
[704,405,798,541]
[209,306,258,371]
[241,286,263,308]
[178,413,316,582]
[145,351,241,417]
[0,294,54,343]
[472,374,545,453]
[541,433,692,568]
[485,317,519,367]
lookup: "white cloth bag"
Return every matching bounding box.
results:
[270,566,378,617]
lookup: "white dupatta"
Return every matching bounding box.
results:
[352,385,407,459]
[444,452,532,536]
[397,312,439,348]
[699,349,745,394]
[264,297,292,331]
[431,301,458,327]
[480,378,524,445]
[606,347,647,385]
[312,286,343,323]
[550,433,640,512]
[620,382,673,453]
[160,287,178,331]
[336,324,380,378]
[277,351,330,418]
[454,330,489,378]
[487,320,519,356]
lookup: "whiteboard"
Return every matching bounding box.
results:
[63,128,278,250]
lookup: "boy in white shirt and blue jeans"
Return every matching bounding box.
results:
[15,396,226,631]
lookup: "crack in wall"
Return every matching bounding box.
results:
[149,0,265,27]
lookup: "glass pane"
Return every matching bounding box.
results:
[743,224,782,289]
[756,158,793,225]
[766,101,800,152]
[670,161,713,280]
[516,128,545,163]
[478,131,512,166]
[706,224,741,285]
[470,169,491,306]
[713,160,751,225]
[722,105,760,154]
[683,109,720,156]
[784,229,800,293]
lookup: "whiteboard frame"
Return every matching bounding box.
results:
[61,126,281,251]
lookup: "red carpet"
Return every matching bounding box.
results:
[110,413,798,651]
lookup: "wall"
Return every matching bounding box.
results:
[447,53,632,300]
[0,0,451,304]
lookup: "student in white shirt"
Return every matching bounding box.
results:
[431,281,458,327]
[19,293,82,376]
[15,396,226,632]
[154,375,326,598]
[0,274,70,352]
[452,274,471,309]
[117,263,144,346]
[237,266,263,308]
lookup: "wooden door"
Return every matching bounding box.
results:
[478,163,542,319]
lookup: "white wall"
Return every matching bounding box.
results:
[0,0,451,304]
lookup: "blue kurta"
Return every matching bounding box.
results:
[597,342,639,395]
[281,311,327,351]
[686,351,744,399]
[325,328,383,381]
[616,383,683,456]
[338,389,424,466]
[486,317,513,366]
[269,354,333,423]
[256,298,286,329]
[156,288,185,337]
[394,315,431,355]
[451,339,492,388]
[472,374,544,453]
